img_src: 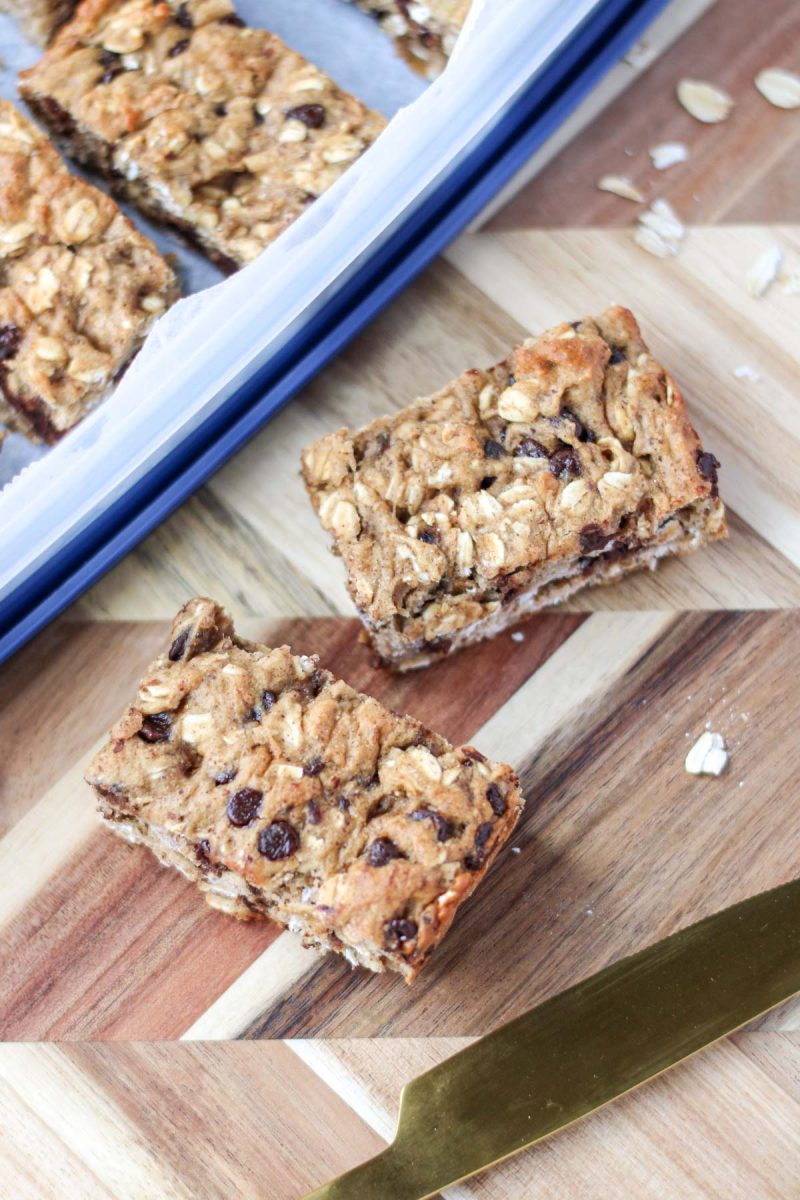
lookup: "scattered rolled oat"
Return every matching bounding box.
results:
[634,198,685,258]
[634,226,676,259]
[685,731,729,776]
[597,175,645,202]
[677,79,734,124]
[640,198,685,240]
[510,631,525,643]
[754,67,800,110]
[649,142,689,171]
[732,365,761,381]
[746,244,783,297]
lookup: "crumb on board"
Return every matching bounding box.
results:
[685,730,729,776]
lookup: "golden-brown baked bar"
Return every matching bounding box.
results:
[0,100,178,442]
[0,0,77,44]
[19,0,386,272]
[302,306,727,670]
[86,598,522,982]
[346,0,469,76]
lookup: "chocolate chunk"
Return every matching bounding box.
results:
[480,476,497,490]
[138,712,172,743]
[285,103,326,129]
[486,783,506,817]
[560,406,595,444]
[305,757,324,777]
[262,690,277,711]
[579,523,612,553]
[96,783,126,806]
[307,799,322,826]
[214,102,227,117]
[417,527,440,545]
[218,13,245,25]
[168,620,222,662]
[464,820,494,871]
[0,322,22,362]
[484,439,505,459]
[174,2,194,27]
[195,839,213,867]
[227,787,262,827]
[513,437,548,459]
[253,107,264,125]
[366,837,404,867]
[608,347,626,364]
[385,917,417,950]
[258,819,300,860]
[214,766,237,786]
[168,37,191,57]
[410,807,453,842]
[244,705,262,723]
[98,49,123,84]
[550,447,582,480]
[168,628,189,661]
[306,669,326,698]
[696,450,720,498]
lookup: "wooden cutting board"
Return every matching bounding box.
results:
[1,609,798,1042]
[1,0,800,1196]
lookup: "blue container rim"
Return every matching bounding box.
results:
[0,0,669,664]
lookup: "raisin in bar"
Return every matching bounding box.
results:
[19,0,386,272]
[86,597,522,982]
[0,0,77,45]
[302,305,727,671]
[0,100,178,443]
[345,0,468,77]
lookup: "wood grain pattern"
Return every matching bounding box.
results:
[2,1,800,1196]
[1,611,798,1041]
[1,1034,798,1198]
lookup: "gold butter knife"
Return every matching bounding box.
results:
[302,878,800,1199]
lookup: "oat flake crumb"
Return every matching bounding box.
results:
[755,67,800,109]
[634,198,685,258]
[597,174,644,202]
[677,79,734,123]
[649,142,689,170]
[511,631,525,643]
[746,244,783,297]
[685,731,729,776]
[733,364,761,381]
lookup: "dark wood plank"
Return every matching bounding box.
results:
[251,612,800,1036]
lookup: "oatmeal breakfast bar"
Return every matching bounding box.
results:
[0,100,178,443]
[19,0,386,272]
[345,0,468,77]
[0,0,77,45]
[302,305,727,670]
[86,597,522,981]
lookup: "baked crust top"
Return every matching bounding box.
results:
[20,0,386,267]
[0,98,177,440]
[302,306,724,628]
[86,598,522,978]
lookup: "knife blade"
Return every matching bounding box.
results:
[301,877,800,1200]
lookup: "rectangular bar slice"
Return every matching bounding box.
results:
[0,0,78,44]
[0,99,178,442]
[86,597,522,982]
[19,0,386,272]
[345,0,469,77]
[302,305,727,670]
